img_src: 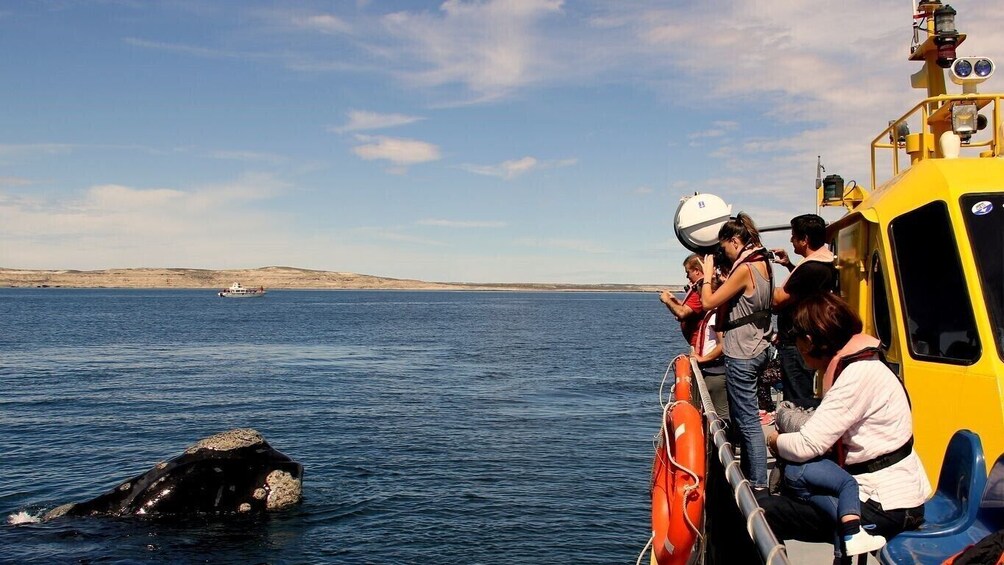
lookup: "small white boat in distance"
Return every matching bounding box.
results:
[218,282,266,298]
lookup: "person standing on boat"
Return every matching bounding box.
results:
[659,254,705,350]
[698,213,773,490]
[693,270,729,423]
[762,293,930,561]
[770,214,837,402]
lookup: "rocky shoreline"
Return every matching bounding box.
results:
[0,266,676,293]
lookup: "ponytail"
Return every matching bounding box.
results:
[718,212,762,248]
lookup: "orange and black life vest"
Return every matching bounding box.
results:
[717,246,774,332]
[831,347,914,475]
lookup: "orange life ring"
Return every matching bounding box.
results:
[672,355,692,403]
[650,401,706,565]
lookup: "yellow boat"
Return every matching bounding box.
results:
[648,2,1004,563]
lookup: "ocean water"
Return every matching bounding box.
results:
[0,289,687,564]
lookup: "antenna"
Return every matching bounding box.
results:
[815,156,825,215]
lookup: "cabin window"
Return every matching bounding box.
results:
[871,252,893,349]
[890,201,980,364]
[960,194,1004,361]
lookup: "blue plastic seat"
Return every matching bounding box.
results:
[912,430,987,536]
[880,450,1004,565]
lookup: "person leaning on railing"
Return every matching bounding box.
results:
[659,253,705,350]
[759,293,930,562]
[698,212,773,491]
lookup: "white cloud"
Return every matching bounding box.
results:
[608,2,1004,207]
[351,135,441,165]
[460,155,576,179]
[334,110,423,133]
[418,219,507,228]
[290,13,352,35]
[689,120,740,140]
[0,173,287,241]
[123,37,248,61]
[380,0,565,101]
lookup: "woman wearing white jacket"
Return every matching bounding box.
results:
[759,293,930,561]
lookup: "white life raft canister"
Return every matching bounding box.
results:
[673,193,731,254]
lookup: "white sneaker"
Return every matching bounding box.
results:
[843,529,887,556]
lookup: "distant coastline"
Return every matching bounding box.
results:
[0,266,680,293]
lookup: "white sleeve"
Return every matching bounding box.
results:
[776,371,868,462]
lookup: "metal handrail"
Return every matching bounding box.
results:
[870,94,1004,188]
[689,357,791,565]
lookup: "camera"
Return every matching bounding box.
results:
[713,245,732,272]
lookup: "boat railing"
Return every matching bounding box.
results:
[871,93,1004,189]
[689,357,791,565]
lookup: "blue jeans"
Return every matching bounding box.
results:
[778,343,816,401]
[724,350,769,488]
[784,457,861,522]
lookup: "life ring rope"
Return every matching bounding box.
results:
[660,400,704,541]
[657,356,703,507]
[646,354,707,565]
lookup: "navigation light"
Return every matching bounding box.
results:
[822,174,845,204]
[933,4,957,35]
[933,4,959,68]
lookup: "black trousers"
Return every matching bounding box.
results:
[758,491,925,562]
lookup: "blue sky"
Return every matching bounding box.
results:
[2,1,1003,284]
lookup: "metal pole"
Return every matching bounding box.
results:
[691,358,792,565]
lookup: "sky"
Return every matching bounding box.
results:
[2,1,1003,285]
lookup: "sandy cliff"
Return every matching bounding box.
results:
[0,266,671,292]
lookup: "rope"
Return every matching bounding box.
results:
[647,353,707,559]
[635,534,653,565]
[658,356,705,542]
[746,506,767,538]
[658,356,674,410]
[765,543,787,565]
[681,483,706,545]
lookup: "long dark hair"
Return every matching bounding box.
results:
[718,212,762,248]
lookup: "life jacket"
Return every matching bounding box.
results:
[942,528,1004,565]
[694,311,725,373]
[831,347,914,475]
[717,246,774,332]
[787,245,836,279]
[678,281,704,346]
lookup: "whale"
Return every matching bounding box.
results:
[44,428,303,520]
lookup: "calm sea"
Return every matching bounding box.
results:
[0,289,687,564]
